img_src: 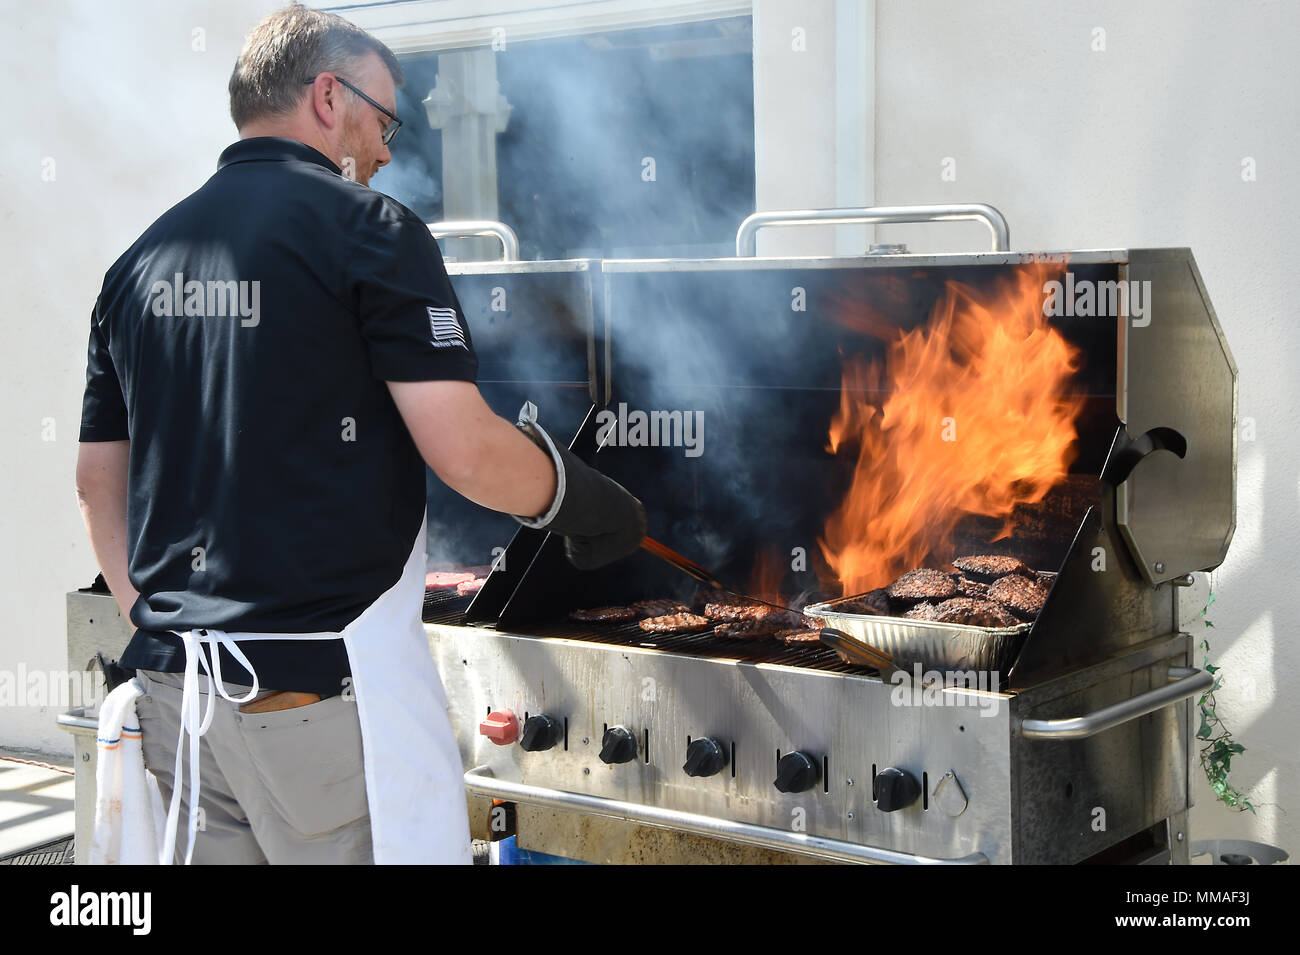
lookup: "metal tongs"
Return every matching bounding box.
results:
[639,537,895,671]
[640,537,795,616]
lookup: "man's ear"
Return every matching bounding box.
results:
[308,74,343,131]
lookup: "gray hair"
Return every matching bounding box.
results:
[228,2,403,129]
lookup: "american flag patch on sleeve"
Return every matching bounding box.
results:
[426,306,468,349]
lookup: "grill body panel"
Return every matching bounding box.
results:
[429,619,1194,864]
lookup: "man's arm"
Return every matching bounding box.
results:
[387,380,646,569]
[387,380,556,518]
[75,440,139,621]
[362,210,641,568]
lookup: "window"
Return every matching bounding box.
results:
[372,16,755,260]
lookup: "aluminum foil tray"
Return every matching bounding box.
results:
[803,594,1032,676]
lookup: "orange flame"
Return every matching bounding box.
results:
[819,264,1085,596]
[747,544,786,602]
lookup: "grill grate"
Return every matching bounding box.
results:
[423,594,878,675]
[422,588,475,619]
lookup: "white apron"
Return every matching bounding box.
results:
[161,510,472,865]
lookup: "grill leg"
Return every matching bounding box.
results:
[1167,809,1190,865]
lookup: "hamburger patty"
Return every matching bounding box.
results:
[638,612,710,634]
[570,605,639,623]
[955,576,990,599]
[713,619,785,640]
[632,599,692,618]
[951,555,1032,583]
[931,596,1020,628]
[425,571,478,590]
[835,588,893,616]
[887,569,958,604]
[903,602,941,621]
[703,596,775,623]
[987,574,1049,619]
[778,628,825,645]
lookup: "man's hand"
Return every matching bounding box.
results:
[75,440,140,621]
[513,403,646,570]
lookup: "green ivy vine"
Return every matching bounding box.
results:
[1196,588,1255,813]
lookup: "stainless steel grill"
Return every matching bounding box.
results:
[424,207,1236,865]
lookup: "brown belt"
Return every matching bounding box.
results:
[238,690,321,714]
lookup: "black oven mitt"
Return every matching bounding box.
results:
[513,402,646,570]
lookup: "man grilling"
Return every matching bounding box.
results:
[74,2,644,865]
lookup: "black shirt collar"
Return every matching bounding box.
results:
[217,137,342,175]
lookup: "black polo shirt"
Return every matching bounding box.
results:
[79,137,478,695]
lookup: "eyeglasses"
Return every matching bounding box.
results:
[304,74,402,145]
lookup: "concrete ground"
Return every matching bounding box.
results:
[0,748,76,861]
[0,746,498,865]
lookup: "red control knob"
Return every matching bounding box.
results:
[479,709,519,746]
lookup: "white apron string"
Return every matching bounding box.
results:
[160,627,338,866]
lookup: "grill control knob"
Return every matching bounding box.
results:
[683,737,728,778]
[599,725,639,764]
[874,767,922,812]
[774,752,821,793]
[478,709,519,746]
[520,714,562,752]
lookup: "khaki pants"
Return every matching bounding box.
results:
[135,669,373,864]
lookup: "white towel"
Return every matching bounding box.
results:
[90,677,167,865]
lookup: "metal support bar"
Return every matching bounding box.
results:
[464,765,988,865]
[1020,666,1212,740]
[735,204,1011,256]
[426,220,520,261]
[56,711,98,732]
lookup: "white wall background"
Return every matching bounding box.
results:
[754,0,1297,854]
[3,0,1293,857]
[0,0,280,752]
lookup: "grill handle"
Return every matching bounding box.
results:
[464,765,988,865]
[426,220,520,261]
[735,204,1011,256]
[1020,666,1213,741]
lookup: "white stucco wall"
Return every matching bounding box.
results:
[0,0,280,754]
[752,0,1296,853]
